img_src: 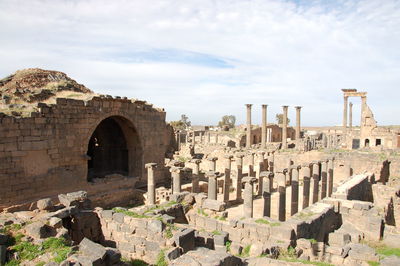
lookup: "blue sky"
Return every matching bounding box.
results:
[0,0,399,126]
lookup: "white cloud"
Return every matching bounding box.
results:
[0,0,399,126]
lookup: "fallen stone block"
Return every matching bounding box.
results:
[79,237,107,261]
[174,228,195,253]
[148,219,165,233]
[202,199,226,212]
[380,255,400,266]
[58,191,91,209]
[37,198,54,211]
[213,231,229,246]
[25,221,55,239]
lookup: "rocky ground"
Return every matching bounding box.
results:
[0,68,95,117]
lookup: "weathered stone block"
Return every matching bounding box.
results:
[79,237,107,261]
[147,219,165,233]
[213,231,228,246]
[174,228,195,253]
[25,221,55,239]
[37,198,53,211]
[202,199,226,212]
[58,191,91,209]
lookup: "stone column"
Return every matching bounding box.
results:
[349,102,353,130]
[177,131,181,150]
[327,158,334,197]
[261,104,268,149]
[343,95,348,132]
[301,164,311,209]
[207,132,211,143]
[268,151,275,173]
[191,159,202,193]
[206,171,217,200]
[243,176,257,218]
[145,163,157,205]
[282,105,289,149]
[246,104,252,149]
[344,163,352,178]
[276,172,286,222]
[248,152,255,177]
[295,106,302,148]
[223,155,233,203]
[208,157,218,172]
[320,160,328,200]
[199,132,203,144]
[235,153,245,201]
[192,131,196,145]
[170,166,182,194]
[215,133,219,144]
[291,166,300,216]
[311,162,320,204]
[256,151,266,196]
[261,171,273,217]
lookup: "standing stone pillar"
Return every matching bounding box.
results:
[327,158,334,197]
[191,159,202,193]
[215,133,219,144]
[291,166,300,216]
[349,102,353,130]
[276,172,286,222]
[206,171,218,200]
[256,151,266,196]
[223,155,233,203]
[246,104,252,149]
[295,106,302,148]
[235,153,245,201]
[343,95,348,132]
[282,105,289,149]
[145,163,157,205]
[207,132,211,144]
[261,171,273,217]
[170,167,182,194]
[361,96,367,129]
[311,162,320,204]
[192,131,196,145]
[261,104,268,149]
[243,177,257,218]
[208,157,218,172]
[177,131,181,150]
[199,132,203,144]
[320,160,328,200]
[301,164,311,209]
[248,152,255,177]
[286,159,294,185]
[268,151,275,173]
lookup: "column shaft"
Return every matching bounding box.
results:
[282,106,288,149]
[246,104,252,148]
[261,104,267,148]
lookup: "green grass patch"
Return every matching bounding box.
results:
[112,207,148,218]
[281,258,334,266]
[367,261,380,266]
[255,218,281,226]
[238,244,251,257]
[296,211,316,220]
[225,240,232,252]
[197,208,209,217]
[212,230,221,235]
[214,215,226,221]
[123,258,149,266]
[155,250,168,266]
[164,223,178,239]
[376,246,400,257]
[308,238,318,244]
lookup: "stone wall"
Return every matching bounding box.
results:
[0,96,169,210]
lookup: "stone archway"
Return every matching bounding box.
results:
[86,116,142,182]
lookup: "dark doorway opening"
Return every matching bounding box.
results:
[376,139,382,146]
[365,139,370,147]
[87,117,129,181]
[352,139,360,149]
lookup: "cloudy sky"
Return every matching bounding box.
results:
[0,0,399,126]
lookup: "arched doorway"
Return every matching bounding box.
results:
[87,116,142,182]
[365,138,370,147]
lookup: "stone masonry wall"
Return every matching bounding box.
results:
[0,96,169,210]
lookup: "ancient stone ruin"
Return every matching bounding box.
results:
[1,69,399,266]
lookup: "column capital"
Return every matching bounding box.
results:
[145,163,158,169]
[170,166,183,173]
[224,154,234,160]
[246,104,253,108]
[207,156,218,162]
[262,104,268,108]
[235,152,246,158]
[242,176,257,184]
[190,159,202,164]
[295,106,302,110]
[260,171,274,178]
[282,105,289,109]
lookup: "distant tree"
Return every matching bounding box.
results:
[218,115,236,129]
[275,113,290,125]
[170,114,191,130]
[180,114,191,127]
